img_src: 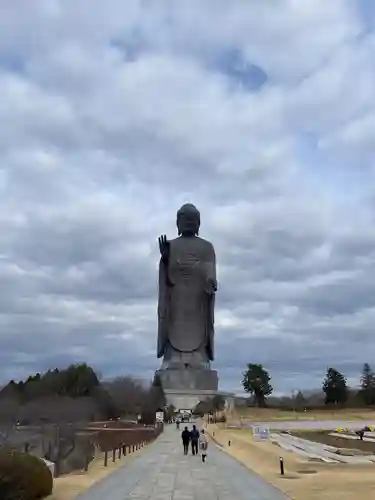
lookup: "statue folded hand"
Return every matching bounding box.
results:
[205,277,217,295]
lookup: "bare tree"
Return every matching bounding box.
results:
[0,398,21,448]
[104,377,150,416]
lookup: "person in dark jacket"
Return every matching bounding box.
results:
[181,426,191,455]
[190,425,200,455]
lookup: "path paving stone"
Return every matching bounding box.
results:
[76,425,289,500]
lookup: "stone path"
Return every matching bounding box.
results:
[76,425,289,500]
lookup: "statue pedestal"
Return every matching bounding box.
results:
[156,367,218,391]
[156,367,219,411]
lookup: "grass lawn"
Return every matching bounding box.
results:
[208,424,375,500]
[227,408,375,422]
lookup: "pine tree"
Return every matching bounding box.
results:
[242,363,273,407]
[359,363,375,406]
[322,367,348,405]
[295,390,306,410]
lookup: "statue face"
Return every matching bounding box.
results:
[177,203,200,236]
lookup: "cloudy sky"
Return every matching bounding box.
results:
[1,0,375,395]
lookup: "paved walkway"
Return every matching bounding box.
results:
[76,425,289,500]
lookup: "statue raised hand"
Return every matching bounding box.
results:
[158,234,170,263]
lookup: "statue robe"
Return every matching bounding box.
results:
[157,236,216,362]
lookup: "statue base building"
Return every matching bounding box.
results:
[156,366,230,412]
[156,366,218,391]
[163,388,220,412]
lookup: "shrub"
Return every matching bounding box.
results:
[0,449,53,500]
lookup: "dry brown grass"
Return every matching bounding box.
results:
[227,407,375,423]
[46,444,146,500]
[208,424,375,500]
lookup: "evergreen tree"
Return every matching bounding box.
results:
[150,373,166,410]
[322,367,348,405]
[212,394,226,412]
[295,390,306,410]
[359,363,375,406]
[163,404,176,422]
[242,363,273,407]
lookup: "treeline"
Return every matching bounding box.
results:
[241,362,375,409]
[1,364,100,401]
[0,364,166,425]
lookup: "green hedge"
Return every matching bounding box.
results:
[0,449,53,500]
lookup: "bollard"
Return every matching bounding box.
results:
[104,451,108,467]
[54,461,60,478]
[112,449,116,462]
[228,440,231,447]
[279,457,284,476]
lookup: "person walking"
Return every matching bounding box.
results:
[199,429,208,462]
[190,424,200,456]
[181,426,191,455]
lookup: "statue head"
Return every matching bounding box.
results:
[177,203,200,236]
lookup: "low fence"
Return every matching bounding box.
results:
[6,421,164,476]
[87,423,164,467]
[87,420,139,429]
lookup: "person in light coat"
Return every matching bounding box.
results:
[199,429,208,462]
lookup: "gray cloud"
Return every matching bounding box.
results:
[0,1,374,394]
